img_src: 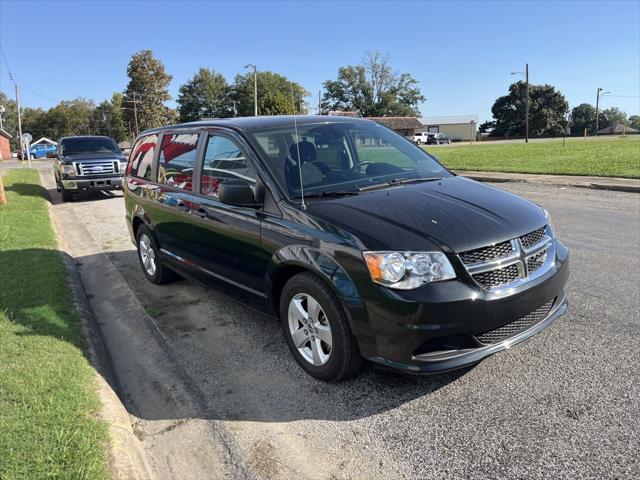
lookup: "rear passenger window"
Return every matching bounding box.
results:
[129,134,158,180]
[201,135,256,198]
[157,133,199,191]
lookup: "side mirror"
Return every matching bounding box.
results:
[47,152,58,159]
[218,179,262,207]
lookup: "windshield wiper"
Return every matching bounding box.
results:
[359,177,443,191]
[294,190,360,199]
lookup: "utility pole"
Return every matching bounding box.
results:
[244,64,258,116]
[131,92,140,137]
[318,90,321,115]
[594,88,609,135]
[122,94,141,137]
[15,83,29,167]
[524,63,529,143]
[510,64,530,143]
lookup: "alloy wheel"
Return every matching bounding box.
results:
[288,293,333,366]
[139,234,157,276]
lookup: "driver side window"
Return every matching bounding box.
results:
[201,134,257,198]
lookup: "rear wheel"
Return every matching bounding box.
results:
[280,272,363,382]
[136,225,177,284]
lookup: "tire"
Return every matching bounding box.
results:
[136,224,177,284]
[61,188,73,202]
[416,139,422,145]
[280,272,363,382]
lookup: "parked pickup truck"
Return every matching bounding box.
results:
[52,135,126,201]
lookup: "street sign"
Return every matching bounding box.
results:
[23,132,32,144]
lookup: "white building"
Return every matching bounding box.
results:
[419,115,478,141]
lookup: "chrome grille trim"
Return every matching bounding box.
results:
[458,225,554,292]
[476,299,556,344]
[74,160,117,176]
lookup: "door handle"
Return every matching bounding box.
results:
[177,202,191,212]
[195,207,210,219]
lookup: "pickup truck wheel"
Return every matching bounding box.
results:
[61,188,73,202]
[136,225,177,284]
[280,272,364,382]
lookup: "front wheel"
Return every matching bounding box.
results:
[61,187,73,202]
[280,272,363,382]
[416,139,422,145]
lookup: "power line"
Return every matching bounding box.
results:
[19,86,59,103]
[0,43,15,83]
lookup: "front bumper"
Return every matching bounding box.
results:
[368,294,567,373]
[352,240,570,374]
[62,176,122,191]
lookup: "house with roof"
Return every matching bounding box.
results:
[419,115,478,141]
[0,129,12,161]
[597,123,639,135]
[30,137,58,148]
[366,117,424,137]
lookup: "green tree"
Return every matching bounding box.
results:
[229,71,308,116]
[177,68,230,122]
[0,91,18,148]
[123,50,173,132]
[597,107,628,131]
[629,115,640,130]
[42,98,95,139]
[91,93,127,142]
[489,82,569,137]
[321,51,425,117]
[570,103,596,136]
[20,107,47,141]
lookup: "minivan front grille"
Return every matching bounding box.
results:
[76,161,117,176]
[459,225,553,291]
[476,299,555,344]
[459,240,513,265]
[473,264,520,288]
[520,226,546,250]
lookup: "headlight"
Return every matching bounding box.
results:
[543,208,555,235]
[363,251,456,289]
[61,165,76,176]
[119,161,128,172]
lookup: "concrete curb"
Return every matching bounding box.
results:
[453,170,640,193]
[41,172,155,480]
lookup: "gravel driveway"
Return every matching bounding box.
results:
[35,161,640,480]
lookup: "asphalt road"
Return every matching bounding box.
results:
[30,162,640,479]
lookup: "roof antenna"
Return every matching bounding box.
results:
[291,83,306,210]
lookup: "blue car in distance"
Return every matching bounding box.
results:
[20,143,57,159]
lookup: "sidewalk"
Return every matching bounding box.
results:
[454,170,640,193]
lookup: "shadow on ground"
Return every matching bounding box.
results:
[1,244,470,424]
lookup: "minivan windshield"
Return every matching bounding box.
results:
[61,137,119,156]
[248,121,451,198]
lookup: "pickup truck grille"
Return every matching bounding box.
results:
[75,161,118,176]
[476,299,555,344]
[459,225,553,291]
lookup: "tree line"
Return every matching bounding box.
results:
[480,82,639,138]
[1,49,637,149]
[0,50,424,149]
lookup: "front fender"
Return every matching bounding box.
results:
[269,245,361,298]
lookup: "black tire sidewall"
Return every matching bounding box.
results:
[280,273,356,381]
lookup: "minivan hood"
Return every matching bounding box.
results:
[306,176,546,253]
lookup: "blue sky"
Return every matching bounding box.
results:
[0,0,638,122]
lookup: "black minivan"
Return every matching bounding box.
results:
[124,116,569,381]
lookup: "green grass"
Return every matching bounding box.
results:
[423,137,640,178]
[0,170,109,479]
